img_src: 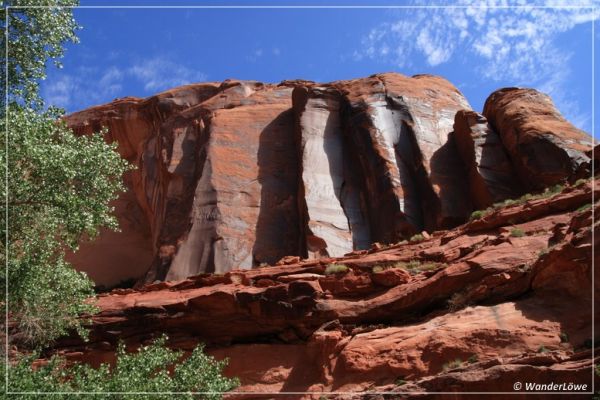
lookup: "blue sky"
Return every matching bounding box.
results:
[40,0,599,138]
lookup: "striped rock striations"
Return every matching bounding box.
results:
[64,73,595,286]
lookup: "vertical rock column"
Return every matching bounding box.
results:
[453,110,521,208]
[379,73,473,230]
[483,87,595,191]
[293,87,370,258]
[339,75,428,241]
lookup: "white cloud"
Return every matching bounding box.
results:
[354,0,599,131]
[43,58,207,111]
[128,58,207,92]
[43,75,77,107]
[43,66,124,110]
[247,48,264,62]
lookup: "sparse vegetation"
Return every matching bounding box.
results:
[324,264,350,275]
[509,228,526,238]
[395,378,407,386]
[380,259,445,276]
[537,345,548,353]
[442,358,464,372]
[559,332,569,343]
[574,178,588,187]
[409,233,425,243]
[577,203,592,213]
[538,247,549,257]
[468,355,478,364]
[447,291,469,311]
[470,210,485,221]
[472,184,568,221]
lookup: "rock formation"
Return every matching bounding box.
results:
[34,72,599,397]
[64,73,595,289]
[46,179,599,397]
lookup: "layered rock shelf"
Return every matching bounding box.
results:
[47,180,599,397]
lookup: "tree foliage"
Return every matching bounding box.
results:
[2,105,129,346]
[5,336,239,399]
[1,0,79,109]
[0,0,107,347]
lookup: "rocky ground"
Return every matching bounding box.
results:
[46,178,598,398]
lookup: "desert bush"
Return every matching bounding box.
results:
[509,228,526,238]
[324,264,349,275]
[372,265,385,273]
[577,203,592,212]
[469,210,485,220]
[447,291,469,311]
[442,359,463,372]
[409,234,425,243]
[574,178,588,187]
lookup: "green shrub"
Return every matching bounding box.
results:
[509,228,525,238]
[395,378,407,386]
[442,358,463,371]
[324,264,349,275]
[409,234,425,243]
[372,265,385,273]
[577,203,592,212]
[546,184,565,195]
[470,210,485,221]
[537,345,548,353]
[574,178,588,187]
[468,355,478,364]
[400,260,445,276]
[6,336,239,399]
[559,332,569,343]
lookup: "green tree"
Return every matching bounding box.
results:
[1,0,116,347]
[1,0,79,109]
[3,105,129,346]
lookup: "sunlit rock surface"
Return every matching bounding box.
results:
[64,74,594,286]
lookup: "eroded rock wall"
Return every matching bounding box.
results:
[64,74,595,286]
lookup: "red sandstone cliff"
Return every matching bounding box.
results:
[64,73,594,287]
[37,72,599,398]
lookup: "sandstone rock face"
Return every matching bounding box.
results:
[46,180,599,397]
[65,75,594,286]
[483,87,594,191]
[453,110,520,208]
